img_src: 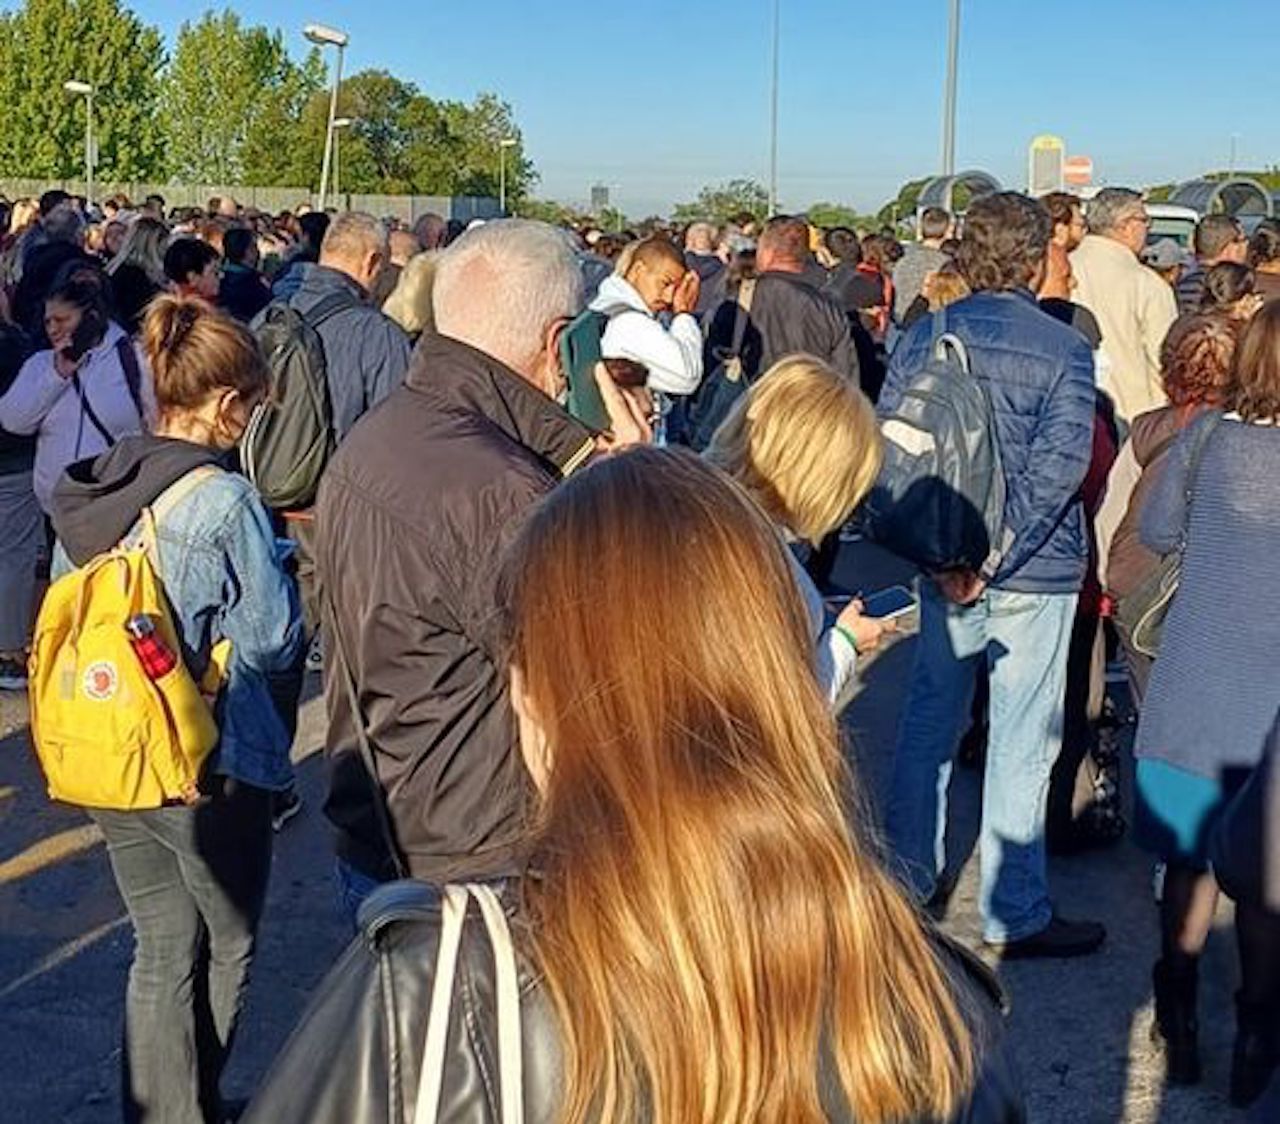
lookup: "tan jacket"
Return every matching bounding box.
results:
[1071,234,1178,421]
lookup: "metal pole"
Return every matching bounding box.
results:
[499,144,507,214]
[1229,133,1238,177]
[334,127,340,204]
[769,0,780,215]
[942,0,961,175]
[85,90,94,205]
[317,43,343,212]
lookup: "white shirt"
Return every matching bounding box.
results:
[588,274,704,396]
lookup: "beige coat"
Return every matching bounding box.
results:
[1070,234,1178,421]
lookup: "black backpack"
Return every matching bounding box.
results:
[243,294,352,510]
[864,312,1007,572]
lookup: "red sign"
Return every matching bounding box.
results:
[1064,156,1094,186]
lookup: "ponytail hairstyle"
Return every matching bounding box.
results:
[503,447,978,1124]
[140,295,267,417]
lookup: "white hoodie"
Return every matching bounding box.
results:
[588,274,703,396]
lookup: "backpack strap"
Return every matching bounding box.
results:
[298,290,360,331]
[135,466,223,572]
[114,337,146,427]
[413,885,469,1124]
[930,308,970,374]
[1174,411,1222,553]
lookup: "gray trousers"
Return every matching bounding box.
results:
[90,777,273,1124]
[0,471,41,651]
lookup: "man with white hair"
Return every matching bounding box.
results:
[1070,188,1177,421]
[316,220,648,921]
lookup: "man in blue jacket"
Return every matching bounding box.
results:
[881,192,1106,959]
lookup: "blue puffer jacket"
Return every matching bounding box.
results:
[879,290,1095,594]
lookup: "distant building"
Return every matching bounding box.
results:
[590,183,610,212]
[1028,135,1065,197]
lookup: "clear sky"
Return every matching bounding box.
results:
[92,0,1280,214]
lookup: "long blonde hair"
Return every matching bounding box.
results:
[107,216,169,285]
[503,447,976,1124]
[705,354,882,544]
[383,250,440,337]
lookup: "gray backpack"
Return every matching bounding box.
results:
[243,294,352,510]
[866,312,1007,572]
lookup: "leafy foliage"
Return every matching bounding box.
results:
[161,10,324,185]
[0,0,166,180]
[672,179,770,224]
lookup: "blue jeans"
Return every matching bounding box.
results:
[887,581,1077,943]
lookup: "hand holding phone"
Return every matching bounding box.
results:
[835,598,895,654]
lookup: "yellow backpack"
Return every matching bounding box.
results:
[29,468,231,810]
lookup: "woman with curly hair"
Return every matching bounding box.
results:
[1101,313,1242,702]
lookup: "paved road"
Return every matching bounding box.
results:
[0,541,1252,1122]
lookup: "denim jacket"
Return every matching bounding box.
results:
[56,470,303,790]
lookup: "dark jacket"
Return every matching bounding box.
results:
[0,324,34,476]
[109,263,164,336]
[704,270,859,385]
[289,263,412,441]
[242,881,1025,1124]
[316,333,596,883]
[879,291,1096,594]
[217,263,272,323]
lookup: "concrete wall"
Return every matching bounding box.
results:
[0,178,500,222]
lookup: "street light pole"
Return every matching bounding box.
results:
[333,117,353,206]
[941,0,961,176]
[769,0,780,215]
[64,80,94,203]
[498,138,517,215]
[305,23,349,213]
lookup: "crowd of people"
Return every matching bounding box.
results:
[0,181,1278,1124]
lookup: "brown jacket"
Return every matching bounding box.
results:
[315,333,595,882]
[1106,405,1202,598]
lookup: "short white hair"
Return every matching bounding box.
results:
[433,220,581,375]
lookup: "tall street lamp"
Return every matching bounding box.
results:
[768,0,780,215]
[941,0,961,176]
[304,22,349,212]
[498,138,517,215]
[333,117,354,205]
[64,80,94,204]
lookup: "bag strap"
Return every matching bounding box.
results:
[729,278,757,358]
[470,884,525,1124]
[72,371,117,447]
[114,337,146,427]
[1175,412,1222,552]
[413,885,469,1124]
[413,885,524,1124]
[135,466,222,572]
[324,586,408,880]
[929,308,971,373]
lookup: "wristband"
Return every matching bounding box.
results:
[834,624,861,655]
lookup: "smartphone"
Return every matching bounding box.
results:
[827,585,918,621]
[62,310,106,363]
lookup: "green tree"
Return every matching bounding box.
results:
[160,10,322,186]
[804,202,866,229]
[875,177,932,229]
[0,0,166,182]
[672,179,770,224]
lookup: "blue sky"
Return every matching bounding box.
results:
[72,1,1280,214]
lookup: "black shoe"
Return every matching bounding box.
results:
[925,870,961,923]
[271,789,303,832]
[1231,993,1279,1108]
[1151,959,1201,1086]
[987,914,1106,960]
[0,655,27,691]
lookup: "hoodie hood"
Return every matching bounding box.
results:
[588,273,653,319]
[52,434,224,565]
